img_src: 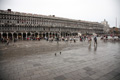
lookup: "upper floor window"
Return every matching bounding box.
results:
[7,21,9,23]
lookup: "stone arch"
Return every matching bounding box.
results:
[31,33,34,37]
[66,32,69,36]
[39,32,42,38]
[64,32,66,37]
[49,32,52,38]
[69,33,72,36]
[18,33,22,40]
[43,32,45,38]
[68,32,71,36]
[65,32,67,37]
[55,32,58,37]
[3,33,7,39]
[0,33,1,39]
[53,32,55,38]
[72,33,75,36]
[23,33,26,40]
[61,32,64,37]
[75,33,78,36]
[27,32,31,37]
[46,32,48,37]
[61,32,63,37]
[8,33,12,40]
[34,33,38,37]
[13,33,17,39]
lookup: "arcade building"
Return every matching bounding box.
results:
[0,9,104,40]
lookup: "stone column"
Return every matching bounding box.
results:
[1,32,3,38]
[59,31,61,38]
[34,32,36,37]
[41,32,43,38]
[37,32,39,39]
[21,32,23,40]
[30,32,32,37]
[45,32,46,38]
[66,32,68,37]
[6,32,8,39]
[70,33,72,37]
[48,32,50,38]
[71,32,73,37]
[62,32,64,37]
[26,32,28,40]
[11,32,14,41]
[53,32,54,38]
[64,32,66,37]
[17,33,18,40]
[52,32,54,38]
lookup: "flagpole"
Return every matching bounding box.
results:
[116,17,117,27]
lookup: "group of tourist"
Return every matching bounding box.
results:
[0,38,10,45]
[100,35,120,41]
[1,34,120,46]
[0,35,98,46]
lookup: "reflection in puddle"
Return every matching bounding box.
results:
[88,44,91,51]
[94,44,97,51]
[88,44,97,54]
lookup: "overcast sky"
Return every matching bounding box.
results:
[0,0,120,27]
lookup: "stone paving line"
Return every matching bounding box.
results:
[0,38,120,80]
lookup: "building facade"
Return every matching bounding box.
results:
[0,9,104,40]
[101,19,110,33]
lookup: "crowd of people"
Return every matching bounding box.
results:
[101,35,120,41]
[0,34,120,46]
[0,35,98,46]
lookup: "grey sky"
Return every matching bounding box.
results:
[0,0,120,27]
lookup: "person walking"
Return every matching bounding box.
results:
[55,53,57,56]
[94,36,97,45]
[73,37,76,43]
[88,36,92,45]
[60,52,61,55]
[6,39,9,45]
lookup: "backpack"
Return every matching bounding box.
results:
[94,37,97,41]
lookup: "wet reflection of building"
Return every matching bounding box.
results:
[0,9,104,40]
[94,45,97,51]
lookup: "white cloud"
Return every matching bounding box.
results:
[0,0,119,27]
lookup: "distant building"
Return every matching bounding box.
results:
[109,27,120,35]
[0,9,104,40]
[101,19,110,33]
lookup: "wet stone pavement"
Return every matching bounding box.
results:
[0,38,120,80]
